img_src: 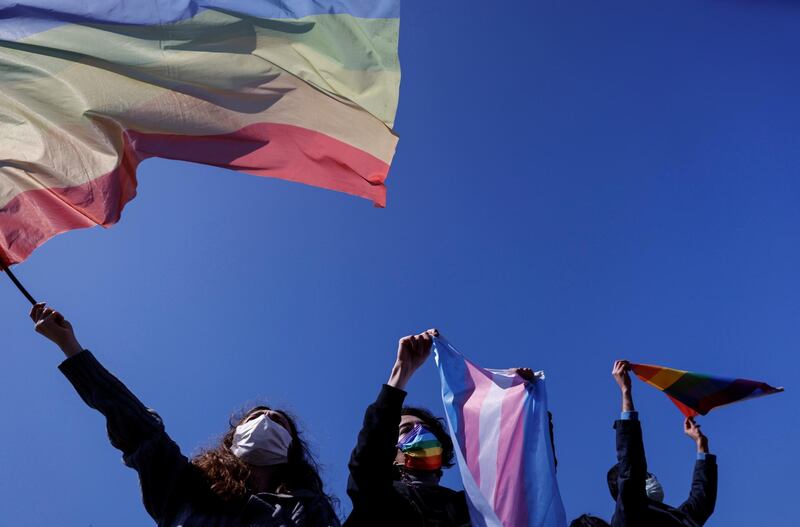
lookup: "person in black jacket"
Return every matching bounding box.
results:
[344,329,471,527]
[571,360,718,527]
[30,302,340,527]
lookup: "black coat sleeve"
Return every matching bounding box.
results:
[677,455,718,526]
[611,419,649,527]
[59,350,189,523]
[346,384,407,516]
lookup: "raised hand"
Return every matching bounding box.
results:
[684,417,710,454]
[612,360,635,413]
[30,302,83,357]
[515,368,536,382]
[387,329,439,390]
[612,360,632,392]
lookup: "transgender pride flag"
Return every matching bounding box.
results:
[433,337,567,527]
[0,1,399,264]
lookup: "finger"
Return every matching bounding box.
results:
[426,328,439,337]
[30,302,46,321]
[30,302,44,320]
[516,368,535,381]
[53,312,70,328]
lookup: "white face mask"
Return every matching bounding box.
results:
[230,413,292,466]
[646,473,665,502]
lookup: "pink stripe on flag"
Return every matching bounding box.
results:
[494,381,531,524]
[0,122,389,265]
[461,359,495,490]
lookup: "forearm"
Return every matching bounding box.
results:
[387,360,414,391]
[679,455,718,524]
[348,385,406,498]
[59,351,163,454]
[621,388,635,413]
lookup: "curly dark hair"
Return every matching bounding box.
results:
[191,406,336,510]
[400,406,455,471]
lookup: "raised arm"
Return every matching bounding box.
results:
[610,360,648,527]
[31,303,190,522]
[346,330,436,516]
[678,418,718,526]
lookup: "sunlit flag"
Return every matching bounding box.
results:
[631,363,783,417]
[0,0,400,265]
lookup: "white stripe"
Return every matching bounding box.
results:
[477,380,505,507]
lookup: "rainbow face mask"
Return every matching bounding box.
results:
[397,423,443,471]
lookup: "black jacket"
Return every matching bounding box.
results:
[611,419,717,527]
[60,350,340,527]
[344,385,471,527]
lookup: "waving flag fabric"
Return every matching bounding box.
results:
[631,363,784,417]
[0,0,400,265]
[433,337,567,527]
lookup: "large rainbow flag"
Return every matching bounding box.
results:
[631,363,783,417]
[0,1,400,265]
[434,337,567,527]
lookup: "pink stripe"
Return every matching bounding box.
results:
[0,139,140,265]
[0,122,389,265]
[461,360,495,490]
[493,381,530,524]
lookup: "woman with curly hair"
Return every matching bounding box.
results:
[30,302,340,527]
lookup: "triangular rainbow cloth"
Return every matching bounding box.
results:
[631,363,783,417]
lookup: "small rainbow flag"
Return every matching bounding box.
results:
[631,363,784,417]
[397,423,444,471]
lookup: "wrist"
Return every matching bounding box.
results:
[59,338,83,358]
[696,437,709,454]
[387,361,413,390]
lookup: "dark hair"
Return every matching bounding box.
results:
[191,406,336,510]
[607,463,620,500]
[400,406,455,470]
[570,515,611,527]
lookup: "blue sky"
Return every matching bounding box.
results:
[1,1,798,525]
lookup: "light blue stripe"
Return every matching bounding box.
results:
[433,338,494,527]
[519,378,568,527]
[0,0,399,41]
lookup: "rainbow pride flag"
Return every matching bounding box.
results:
[0,1,400,265]
[434,337,567,527]
[631,363,784,417]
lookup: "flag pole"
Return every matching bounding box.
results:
[0,259,37,305]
